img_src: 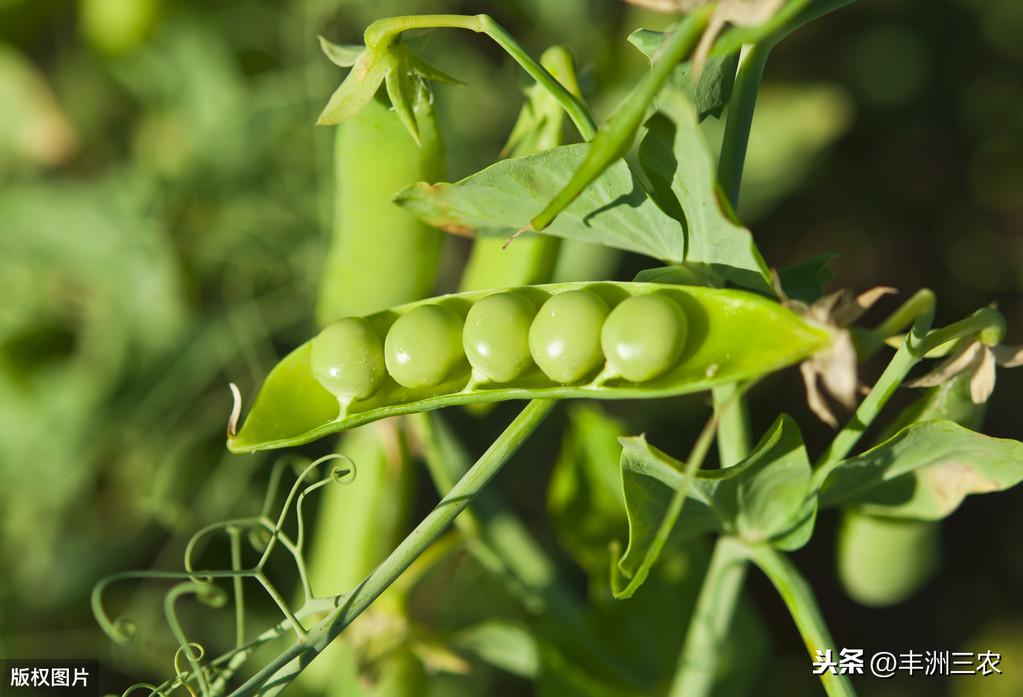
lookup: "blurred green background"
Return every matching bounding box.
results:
[1,0,1021,695]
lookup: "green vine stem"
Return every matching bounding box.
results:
[227,399,557,697]
[815,306,1005,476]
[530,6,713,231]
[411,411,643,688]
[670,12,769,690]
[363,14,596,140]
[673,3,863,693]
[872,289,936,344]
[745,542,857,697]
[716,44,770,206]
[668,536,749,697]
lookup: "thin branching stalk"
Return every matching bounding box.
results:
[227,399,556,697]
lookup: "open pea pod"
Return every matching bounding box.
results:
[228,282,830,453]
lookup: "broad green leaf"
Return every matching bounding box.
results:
[712,415,812,543]
[614,415,813,595]
[229,282,829,452]
[614,435,719,596]
[640,91,772,291]
[396,144,686,262]
[628,28,739,121]
[819,420,1023,519]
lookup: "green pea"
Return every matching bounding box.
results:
[463,293,536,383]
[311,318,387,401]
[529,290,609,383]
[385,304,466,388]
[601,294,688,382]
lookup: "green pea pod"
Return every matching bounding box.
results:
[836,365,984,606]
[316,93,445,324]
[228,282,830,452]
[836,511,940,608]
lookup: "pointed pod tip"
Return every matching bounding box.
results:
[227,383,242,438]
[316,111,338,126]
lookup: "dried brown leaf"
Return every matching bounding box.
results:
[906,342,983,389]
[818,331,858,408]
[718,0,785,26]
[969,346,997,404]
[801,361,838,428]
[832,286,897,326]
[993,344,1023,368]
[622,0,707,12]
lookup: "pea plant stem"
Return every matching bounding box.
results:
[670,17,770,692]
[716,43,771,207]
[530,6,714,231]
[668,536,748,697]
[411,412,643,688]
[745,543,857,697]
[815,306,1005,478]
[227,399,556,697]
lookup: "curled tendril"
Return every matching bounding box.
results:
[94,450,360,694]
[117,683,164,697]
[174,642,207,697]
[296,454,357,552]
[166,584,219,697]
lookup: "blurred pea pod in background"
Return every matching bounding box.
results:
[836,355,986,607]
[302,36,449,692]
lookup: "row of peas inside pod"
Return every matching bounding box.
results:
[314,288,689,399]
[227,282,831,452]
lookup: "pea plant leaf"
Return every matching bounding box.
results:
[628,28,739,121]
[818,420,1023,520]
[613,415,814,596]
[776,254,836,304]
[612,435,719,598]
[712,414,813,544]
[317,36,364,68]
[639,89,773,292]
[395,143,687,262]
